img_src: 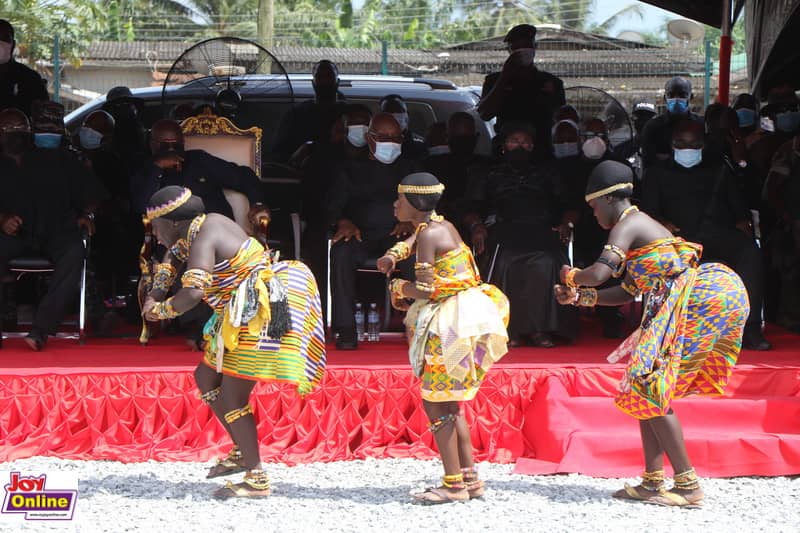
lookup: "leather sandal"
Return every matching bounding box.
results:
[646,489,704,508]
[411,486,470,504]
[206,448,246,479]
[212,470,271,499]
[612,482,661,502]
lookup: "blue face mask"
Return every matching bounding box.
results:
[79,127,104,150]
[553,142,579,159]
[372,142,402,164]
[775,111,800,133]
[674,148,703,168]
[736,108,756,128]
[33,133,63,149]
[666,98,689,114]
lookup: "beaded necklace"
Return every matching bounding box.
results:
[169,214,207,262]
[414,210,444,237]
[616,205,639,224]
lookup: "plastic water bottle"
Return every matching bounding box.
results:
[367,302,381,342]
[354,302,365,341]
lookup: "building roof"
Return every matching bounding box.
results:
[79,41,705,80]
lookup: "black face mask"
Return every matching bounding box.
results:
[0,132,31,156]
[449,136,477,157]
[504,147,531,165]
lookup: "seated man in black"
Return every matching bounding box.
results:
[273,60,347,164]
[130,119,267,222]
[379,94,427,160]
[640,77,703,171]
[642,118,770,350]
[0,20,48,118]
[464,121,576,348]
[327,113,419,349]
[0,108,93,350]
[423,112,489,232]
[479,24,565,160]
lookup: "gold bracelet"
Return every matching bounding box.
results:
[181,268,213,290]
[574,288,598,307]
[603,244,627,277]
[415,281,435,294]
[152,298,180,319]
[152,263,177,292]
[389,278,408,299]
[565,267,581,289]
[385,242,411,262]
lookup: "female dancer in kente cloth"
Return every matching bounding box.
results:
[377,172,509,504]
[142,186,326,499]
[554,161,749,508]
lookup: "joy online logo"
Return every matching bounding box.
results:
[2,472,77,520]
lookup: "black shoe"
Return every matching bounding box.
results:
[529,332,556,348]
[743,327,771,351]
[335,329,358,350]
[24,331,46,352]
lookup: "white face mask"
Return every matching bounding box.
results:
[372,141,402,164]
[392,112,409,132]
[428,145,450,156]
[346,125,368,148]
[582,137,607,159]
[0,41,12,65]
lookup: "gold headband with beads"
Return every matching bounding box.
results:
[398,183,445,195]
[144,188,192,223]
[585,182,633,202]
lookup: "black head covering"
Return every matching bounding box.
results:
[585,161,634,202]
[399,172,444,212]
[146,186,206,222]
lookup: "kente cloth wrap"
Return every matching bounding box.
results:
[201,238,326,395]
[609,238,748,420]
[404,243,509,402]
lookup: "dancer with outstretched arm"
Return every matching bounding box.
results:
[554,160,748,508]
[142,186,326,499]
[377,172,509,504]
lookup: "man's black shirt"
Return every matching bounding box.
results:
[640,111,704,169]
[0,60,49,117]
[327,157,421,242]
[130,149,264,218]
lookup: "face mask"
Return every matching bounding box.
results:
[392,113,409,132]
[666,98,689,114]
[346,125,368,148]
[1,132,30,155]
[449,136,476,157]
[428,145,450,156]
[33,133,62,149]
[736,108,756,128]
[775,111,800,133]
[372,141,402,164]
[504,147,530,165]
[581,137,607,159]
[79,127,104,150]
[0,41,11,65]
[553,142,579,159]
[674,148,703,168]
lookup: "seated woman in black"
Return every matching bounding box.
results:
[464,121,577,347]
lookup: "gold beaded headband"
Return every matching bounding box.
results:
[145,188,192,223]
[398,183,445,195]
[585,182,633,202]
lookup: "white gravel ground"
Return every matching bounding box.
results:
[2,457,797,533]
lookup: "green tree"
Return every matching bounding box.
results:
[0,0,108,67]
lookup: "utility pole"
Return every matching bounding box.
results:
[257,0,274,73]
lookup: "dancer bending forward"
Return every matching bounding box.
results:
[377,172,509,504]
[143,186,326,499]
[555,161,748,508]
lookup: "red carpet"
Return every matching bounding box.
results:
[1,326,799,477]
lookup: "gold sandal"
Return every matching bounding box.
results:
[612,470,664,502]
[206,447,246,479]
[646,489,704,508]
[212,469,271,499]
